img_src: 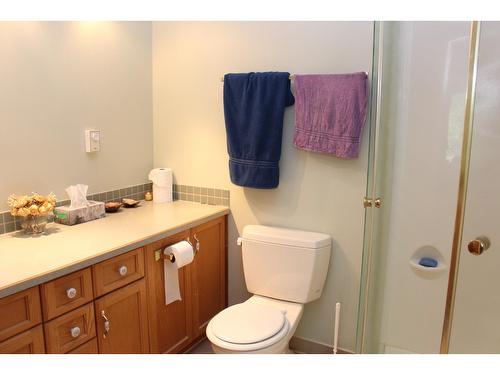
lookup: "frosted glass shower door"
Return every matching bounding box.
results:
[449,21,500,353]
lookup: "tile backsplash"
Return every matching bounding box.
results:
[0,182,229,235]
[173,184,230,206]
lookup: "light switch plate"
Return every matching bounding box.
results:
[85,129,100,152]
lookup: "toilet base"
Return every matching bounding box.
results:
[210,341,293,354]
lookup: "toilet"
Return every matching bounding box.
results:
[206,225,331,354]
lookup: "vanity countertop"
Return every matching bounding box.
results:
[0,200,229,298]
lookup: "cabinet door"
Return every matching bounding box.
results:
[0,325,45,354]
[94,279,149,353]
[144,230,193,353]
[191,216,227,339]
[0,286,42,342]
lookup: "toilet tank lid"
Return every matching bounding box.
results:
[242,225,331,249]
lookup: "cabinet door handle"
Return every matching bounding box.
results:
[70,326,81,338]
[66,287,77,299]
[194,234,200,252]
[118,265,128,276]
[101,310,110,338]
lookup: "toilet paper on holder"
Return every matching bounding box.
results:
[163,240,195,305]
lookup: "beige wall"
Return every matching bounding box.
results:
[153,21,373,351]
[0,22,153,210]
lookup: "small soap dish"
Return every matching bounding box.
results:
[409,245,447,279]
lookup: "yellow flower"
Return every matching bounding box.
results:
[29,204,39,216]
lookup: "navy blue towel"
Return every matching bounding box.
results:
[223,72,295,189]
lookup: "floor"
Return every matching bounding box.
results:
[186,338,214,354]
[186,338,301,354]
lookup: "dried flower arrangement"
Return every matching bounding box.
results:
[7,193,57,217]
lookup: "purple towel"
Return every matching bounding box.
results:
[293,73,368,158]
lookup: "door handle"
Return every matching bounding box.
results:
[101,310,110,338]
[467,236,491,256]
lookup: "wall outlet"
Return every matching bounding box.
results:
[85,129,100,152]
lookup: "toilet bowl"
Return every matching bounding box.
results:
[206,225,331,354]
[206,295,303,354]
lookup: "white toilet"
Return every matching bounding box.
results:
[206,225,331,354]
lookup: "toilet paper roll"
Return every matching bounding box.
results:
[163,240,195,305]
[148,168,173,203]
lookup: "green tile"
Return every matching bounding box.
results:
[222,190,230,198]
[194,195,201,203]
[119,189,127,197]
[201,187,208,196]
[207,188,215,197]
[106,191,113,201]
[126,187,132,196]
[187,185,194,193]
[194,186,201,195]
[3,212,14,223]
[201,195,208,204]
[214,197,222,205]
[214,189,222,197]
[180,185,186,193]
[0,224,4,235]
[5,222,15,233]
[222,198,230,207]
[208,197,215,205]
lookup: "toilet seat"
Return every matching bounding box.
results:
[207,302,291,351]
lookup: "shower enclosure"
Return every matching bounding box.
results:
[357,21,500,353]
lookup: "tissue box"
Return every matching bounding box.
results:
[53,201,105,226]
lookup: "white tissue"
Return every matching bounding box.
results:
[163,240,194,305]
[148,168,172,203]
[66,184,90,209]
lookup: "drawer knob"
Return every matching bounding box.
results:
[70,326,81,338]
[66,287,77,299]
[118,265,128,276]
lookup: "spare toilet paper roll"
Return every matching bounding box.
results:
[148,168,172,203]
[163,240,194,305]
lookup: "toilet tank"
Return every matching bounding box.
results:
[240,225,331,303]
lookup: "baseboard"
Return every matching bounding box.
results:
[289,336,354,354]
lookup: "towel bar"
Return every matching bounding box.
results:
[220,71,368,82]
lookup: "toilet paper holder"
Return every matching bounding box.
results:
[154,235,199,262]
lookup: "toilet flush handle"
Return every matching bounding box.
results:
[237,237,243,246]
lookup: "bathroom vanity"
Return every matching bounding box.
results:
[0,201,228,354]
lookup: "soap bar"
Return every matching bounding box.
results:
[418,257,438,268]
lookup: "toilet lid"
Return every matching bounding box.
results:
[210,303,286,344]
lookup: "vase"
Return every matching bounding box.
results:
[21,214,48,234]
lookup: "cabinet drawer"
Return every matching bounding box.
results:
[0,325,45,354]
[44,302,96,353]
[0,286,42,342]
[68,337,98,354]
[92,248,145,297]
[41,267,94,321]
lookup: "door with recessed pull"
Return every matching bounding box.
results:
[448,21,500,353]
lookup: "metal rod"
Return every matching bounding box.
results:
[220,71,368,82]
[440,20,481,354]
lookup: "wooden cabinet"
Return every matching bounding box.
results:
[68,337,98,354]
[44,303,96,353]
[92,248,145,297]
[0,325,45,354]
[95,279,150,353]
[0,215,227,355]
[0,286,42,342]
[145,216,227,353]
[41,267,93,321]
[191,217,227,339]
[145,230,193,353]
